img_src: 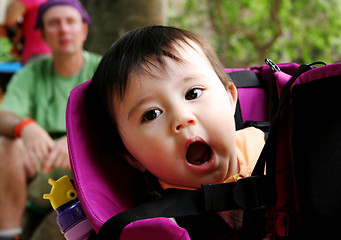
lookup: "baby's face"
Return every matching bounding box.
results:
[114,41,239,189]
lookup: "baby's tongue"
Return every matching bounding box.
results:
[186,142,211,165]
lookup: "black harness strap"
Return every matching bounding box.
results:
[252,63,319,176]
[98,176,270,239]
[234,98,244,130]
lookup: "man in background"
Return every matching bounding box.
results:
[0,0,101,239]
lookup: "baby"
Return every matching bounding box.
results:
[89,25,265,236]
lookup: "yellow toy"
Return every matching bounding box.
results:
[43,175,78,210]
[43,175,94,240]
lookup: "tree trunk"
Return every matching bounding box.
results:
[81,0,168,55]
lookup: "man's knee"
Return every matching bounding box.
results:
[0,136,27,172]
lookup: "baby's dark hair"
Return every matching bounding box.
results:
[88,25,233,158]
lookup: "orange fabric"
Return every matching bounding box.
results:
[224,126,265,183]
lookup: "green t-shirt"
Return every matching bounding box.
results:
[0,51,101,136]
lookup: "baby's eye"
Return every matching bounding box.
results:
[141,109,162,122]
[185,88,203,100]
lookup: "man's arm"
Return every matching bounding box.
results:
[0,111,21,138]
[0,110,55,169]
[0,111,70,171]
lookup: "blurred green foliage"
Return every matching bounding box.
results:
[169,0,341,67]
[0,37,19,62]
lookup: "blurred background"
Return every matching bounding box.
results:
[2,0,341,68]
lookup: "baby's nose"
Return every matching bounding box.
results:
[172,110,196,133]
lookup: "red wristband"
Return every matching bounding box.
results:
[14,118,35,138]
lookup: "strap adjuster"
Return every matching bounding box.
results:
[202,175,270,212]
[233,175,269,210]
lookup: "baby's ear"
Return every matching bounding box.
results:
[228,83,238,109]
[123,153,146,172]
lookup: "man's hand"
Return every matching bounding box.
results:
[20,123,70,172]
[20,122,54,169]
[12,117,70,172]
[43,136,70,172]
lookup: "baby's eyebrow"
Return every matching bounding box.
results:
[182,73,205,82]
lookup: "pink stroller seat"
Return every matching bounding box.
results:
[66,63,299,239]
[66,80,146,232]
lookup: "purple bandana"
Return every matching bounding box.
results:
[35,0,91,29]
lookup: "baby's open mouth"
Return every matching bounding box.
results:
[186,142,212,165]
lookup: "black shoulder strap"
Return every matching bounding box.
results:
[98,176,270,239]
[241,62,319,239]
[252,63,318,176]
[234,98,244,130]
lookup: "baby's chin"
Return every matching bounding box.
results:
[182,171,231,189]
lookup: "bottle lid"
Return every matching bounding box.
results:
[43,175,78,210]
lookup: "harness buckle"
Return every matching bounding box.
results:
[233,175,270,211]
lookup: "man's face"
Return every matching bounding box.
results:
[114,41,239,189]
[42,5,88,56]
